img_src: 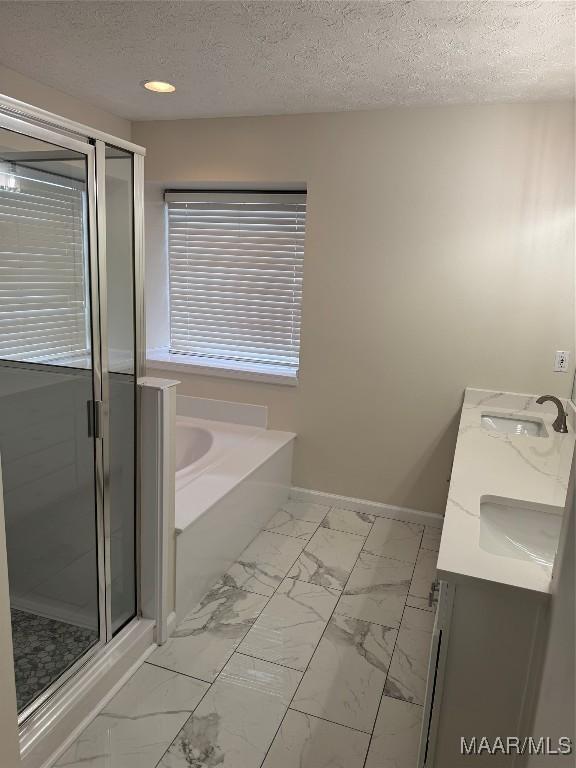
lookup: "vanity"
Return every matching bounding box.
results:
[419,388,575,767]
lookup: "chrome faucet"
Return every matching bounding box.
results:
[536,395,568,433]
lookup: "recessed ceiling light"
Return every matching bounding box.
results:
[142,80,176,94]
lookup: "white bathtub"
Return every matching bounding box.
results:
[175,417,262,498]
[174,412,295,621]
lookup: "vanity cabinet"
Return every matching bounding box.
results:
[418,576,549,767]
[418,389,574,766]
[418,580,454,767]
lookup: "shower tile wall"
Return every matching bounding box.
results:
[1,374,136,634]
[0,366,98,629]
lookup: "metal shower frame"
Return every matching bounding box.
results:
[0,93,147,729]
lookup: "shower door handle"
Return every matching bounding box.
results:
[87,400,104,439]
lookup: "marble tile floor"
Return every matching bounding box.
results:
[56,499,442,768]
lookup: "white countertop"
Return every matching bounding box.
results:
[437,388,575,594]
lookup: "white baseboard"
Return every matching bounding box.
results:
[290,486,444,528]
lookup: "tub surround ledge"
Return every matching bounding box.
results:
[437,387,575,594]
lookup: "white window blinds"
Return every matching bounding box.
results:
[166,191,306,375]
[0,164,88,363]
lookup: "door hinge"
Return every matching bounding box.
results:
[87,400,104,439]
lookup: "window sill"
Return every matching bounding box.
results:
[146,350,298,387]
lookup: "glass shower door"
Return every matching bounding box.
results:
[102,144,137,635]
[0,121,103,716]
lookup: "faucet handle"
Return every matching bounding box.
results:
[536,395,568,434]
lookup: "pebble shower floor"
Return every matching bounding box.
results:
[11,608,97,713]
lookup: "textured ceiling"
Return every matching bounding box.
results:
[0,1,573,121]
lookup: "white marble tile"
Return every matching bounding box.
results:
[148,579,268,682]
[401,604,435,633]
[55,663,209,768]
[238,578,339,671]
[405,595,433,612]
[335,552,412,628]
[226,531,306,597]
[265,509,320,541]
[384,607,434,706]
[158,653,301,768]
[363,518,423,563]
[288,528,364,590]
[262,709,370,768]
[282,499,331,523]
[365,695,423,768]
[320,507,375,536]
[292,613,396,732]
[409,548,438,600]
[421,526,442,552]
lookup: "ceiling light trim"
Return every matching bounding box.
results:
[142,80,176,94]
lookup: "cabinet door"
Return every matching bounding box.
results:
[418,580,454,767]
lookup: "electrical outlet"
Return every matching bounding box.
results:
[554,350,570,372]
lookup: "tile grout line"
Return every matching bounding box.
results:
[361,524,429,768]
[143,659,214,686]
[260,526,321,543]
[361,546,419,564]
[233,650,306,674]
[151,499,338,768]
[257,505,378,768]
[264,498,336,540]
[287,705,374,735]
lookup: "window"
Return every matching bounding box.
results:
[0,163,88,364]
[165,190,306,381]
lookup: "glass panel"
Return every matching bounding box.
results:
[0,127,100,713]
[105,145,137,633]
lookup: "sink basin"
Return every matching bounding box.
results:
[481,414,547,438]
[479,500,561,570]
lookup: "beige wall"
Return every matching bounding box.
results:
[0,64,131,140]
[135,102,575,515]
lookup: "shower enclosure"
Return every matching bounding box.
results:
[0,98,145,728]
